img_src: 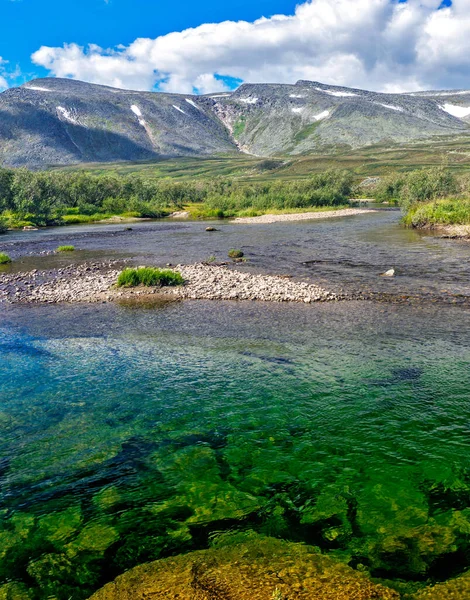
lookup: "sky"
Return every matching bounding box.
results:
[1,0,469,94]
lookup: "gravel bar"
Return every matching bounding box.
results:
[0,262,338,304]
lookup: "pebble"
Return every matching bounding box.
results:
[0,262,339,305]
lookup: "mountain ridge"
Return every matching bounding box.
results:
[1,77,470,168]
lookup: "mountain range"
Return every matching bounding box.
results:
[1,77,470,168]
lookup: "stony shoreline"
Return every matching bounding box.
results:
[0,262,338,304]
[231,207,377,224]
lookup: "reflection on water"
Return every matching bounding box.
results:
[1,300,470,598]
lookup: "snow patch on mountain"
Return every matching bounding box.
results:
[314,110,330,120]
[185,99,200,110]
[131,105,146,126]
[25,86,52,92]
[440,103,470,118]
[172,105,186,115]
[315,88,358,97]
[56,106,81,126]
[378,103,404,112]
[239,97,258,104]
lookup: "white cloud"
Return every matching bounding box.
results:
[30,0,470,94]
[0,57,10,90]
[0,56,22,91]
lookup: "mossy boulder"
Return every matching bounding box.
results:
[89,533,399,600]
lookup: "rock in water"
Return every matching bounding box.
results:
[382,268,395,277]
[88,533,399,600]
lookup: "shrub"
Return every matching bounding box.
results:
[57,245,75,252]
[116,267,184,288]
[404,198,470,228]
[0,252,11,264]
[0,217,8,234]
[228,249,244,259]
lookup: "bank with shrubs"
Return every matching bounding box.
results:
[0,167,354,230]
[372,167,470,231]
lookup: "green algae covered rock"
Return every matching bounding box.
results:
[414,570,470,599]
[88,532,400,600]
[38,506,82,546]
[69,523,119,554]
[0,583,31,600]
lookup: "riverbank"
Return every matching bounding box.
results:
[232,207,377,224]
[0,262,338,304]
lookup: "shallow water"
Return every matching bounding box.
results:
[1,213,470,598]
[1,210,470,301]
[1,299,470,598]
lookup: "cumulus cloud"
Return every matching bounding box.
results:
[30,0,470,93]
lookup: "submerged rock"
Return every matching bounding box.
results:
[414,570,470,598]
[89,533,399,600]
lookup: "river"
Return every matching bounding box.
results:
[1,210,470,598]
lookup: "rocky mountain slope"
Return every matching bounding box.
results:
[1,77,470,168]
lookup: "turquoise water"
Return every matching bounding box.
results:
[1,300,470,598]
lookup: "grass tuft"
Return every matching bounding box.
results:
[228,249,244,259]
[0,252,11,264]
[57,245,75,252]
[116,267,184,288]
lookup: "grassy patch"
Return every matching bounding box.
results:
[404,197,470,227]
[0,252,12,264]
[116,267,184,288]
[62,213,113,225]
[294,121,321,144]
[233,117,246,138]
[57,245,75,252]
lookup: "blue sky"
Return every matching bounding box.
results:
[0,0,297,86]
[1,0,468,94]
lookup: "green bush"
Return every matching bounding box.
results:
[0,217,8,234]
[0,252,12,264]
[374,168,458,210]
[404,198,470,228]
[56,245,75,252]
[116,267,184,288]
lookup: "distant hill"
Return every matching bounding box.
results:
[1,77,470,168]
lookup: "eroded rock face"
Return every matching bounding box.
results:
[89,533,399,600]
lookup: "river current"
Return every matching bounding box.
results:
[1,210,470,598]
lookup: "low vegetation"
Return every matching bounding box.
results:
[0,252,11,264]
[372,167,470,228]
[56,245,75,252]
[0,167,354,227]
[116,267,184,288]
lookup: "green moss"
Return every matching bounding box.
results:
[0,253,11,264]
[56,245,75,252]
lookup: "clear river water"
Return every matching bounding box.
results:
[1,210,470,598]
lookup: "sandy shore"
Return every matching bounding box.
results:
[0,262,338,304]
[232,207,377,224]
